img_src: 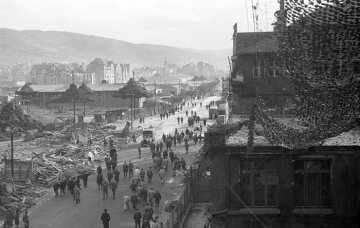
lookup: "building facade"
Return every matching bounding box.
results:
[205,129,360,228]
[230,24,293,113]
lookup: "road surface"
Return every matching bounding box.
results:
[21,96,220,228]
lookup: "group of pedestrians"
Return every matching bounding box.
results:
[3,209,29,228]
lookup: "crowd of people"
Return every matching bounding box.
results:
[6,95,216,228]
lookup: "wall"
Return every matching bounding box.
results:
[209,146,360,228]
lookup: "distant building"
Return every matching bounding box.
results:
[104,61,115,84]
[29,63,94,85]
[230,23,293,113]
[16,83,146,110]
[87,59,131,84]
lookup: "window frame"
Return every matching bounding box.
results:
[293,159,332,208]
[238,159,278,208]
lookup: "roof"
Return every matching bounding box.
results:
[225,115,360,147]
[238,35,279,54]
[236,32,275,54]
[19,83,126,93]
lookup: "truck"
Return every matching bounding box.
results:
[141,127,155,147]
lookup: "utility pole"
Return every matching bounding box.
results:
[11,130,14,178]
[154,80,157,115]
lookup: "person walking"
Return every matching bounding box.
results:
[128,161,134,178]
[154,190,162,209]
[147,187,155,207]
[105,155,111,171]
[162,149,168,159]
[22,210,29,228]
[177,116,180,124]
[123,161,128,177]
[107,171,113,183]
[74,185,80,204]
[67,178,75,200]
[110,179,117,199]
[181,116,183,124]
[102,179,109,200]
[185,142,189,154]
[123,193,131,211]
[138,145,142,159]
[131,193,139,210]
[159,168,165,185]
[101,209,110,228]
[53,181,60,197]
[97,174,103,190]
[97,164,102,175]
[114,168,120,184]
[59,178,66,196]
[144,203,154,222]
[147,167,153,184]
[130,179,137,193]
[82,173,89,188]
[181,158,187,171]
[133,209,142,228]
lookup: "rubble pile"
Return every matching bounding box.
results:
[0,181,47,219]
[32,152,96,187]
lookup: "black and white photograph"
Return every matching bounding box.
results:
[0,0,359,227]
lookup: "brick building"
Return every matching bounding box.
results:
[205,122,360,228]
[230,24,293,113]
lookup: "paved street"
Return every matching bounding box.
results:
[21,96,219,228]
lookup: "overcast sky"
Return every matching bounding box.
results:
[0,0,279,50]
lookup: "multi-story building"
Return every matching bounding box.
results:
[103,61,115,84]
[204,118,360,228]
[87,59,131,84]
[230,24,293,113]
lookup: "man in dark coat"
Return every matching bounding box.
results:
[101,209,110,228]
[147,167,153,184]
[97,165,102,175]
[133,208,142,228]
[97,174,103,190]
[128,161,134,178]
[131,193,139,210]
[82,173,89,188]
[114,168,120,184]
[123,161,128,177]
[162,149,168,159]
[59,178,67,196]
[154,190,162,209]
[53,181,60,197]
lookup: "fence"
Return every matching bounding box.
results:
[166,181,192,228]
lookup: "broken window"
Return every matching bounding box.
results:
[294,159,331,207]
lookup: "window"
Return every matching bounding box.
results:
[253,67,262,78]
[294,160,331,207]
[237,160,278,207]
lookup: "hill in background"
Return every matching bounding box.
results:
[0,28,230,69]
